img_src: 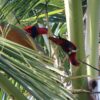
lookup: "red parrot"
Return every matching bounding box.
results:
[49,36,80,66]
[24,25,48,38]
[0,23,48,49]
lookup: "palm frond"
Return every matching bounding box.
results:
[0,37,76,100]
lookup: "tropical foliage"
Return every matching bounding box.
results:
[0,0,74,100]
[0,0,100,100]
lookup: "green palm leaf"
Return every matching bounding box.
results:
[0,37,76,100]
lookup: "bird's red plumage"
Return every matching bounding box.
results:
[24,26,33,35]
[24,25,48,38]
[49,37,64,45]
[49,36,80,66]
[69,53,80,66]
[37,28,48,35]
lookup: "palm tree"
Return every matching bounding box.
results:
[0,0,75,100]
[1,0,100,100]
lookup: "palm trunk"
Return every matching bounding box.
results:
[87,0,100,76]
[64,0,89,100]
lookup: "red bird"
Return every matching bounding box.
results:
[49,36,80,66]
[24,25,48,38]
[0,23,48,49]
